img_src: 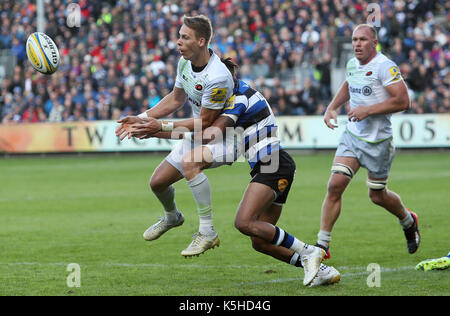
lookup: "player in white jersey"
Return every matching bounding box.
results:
[315,24,420,259]
[128,59,337,287]
[115,15,235,257]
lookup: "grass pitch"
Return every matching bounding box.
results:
[0,151,449,296]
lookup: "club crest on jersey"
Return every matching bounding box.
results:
[278,179,289,192]
[366,71,372,76]
[210,88,227,103]
[195,84,203,91]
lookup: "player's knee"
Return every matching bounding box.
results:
[327,163,353,197]
[331,163,355,179]
[234,218,247,235]
[150,173,167,192]
[366,179,387,191]
[181,153,201,175]
[326,177,347,199]
[368,188,386,206]
[234,218,253,236]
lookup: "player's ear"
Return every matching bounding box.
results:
[198,37,207,48]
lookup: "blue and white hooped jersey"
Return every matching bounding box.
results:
[221,80,280,169]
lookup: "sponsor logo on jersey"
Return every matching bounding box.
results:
[366,71,372,76]
[188,97,201,107]
[362,86,372,96]
[210,88,227,103]
[223,95,235,110]
[195,84,203,91]
[389,66,401,82]
[349,85,372,96]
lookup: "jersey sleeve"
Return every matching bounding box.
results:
[201,76,234,110]
[379,60,403,87]
[221,95,247,119]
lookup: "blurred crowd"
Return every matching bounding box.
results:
[0,0,449,124]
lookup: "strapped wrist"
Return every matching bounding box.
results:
[138,112,148,119]
[161,121,174,132]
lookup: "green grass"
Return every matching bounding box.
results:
[0,151,449,296]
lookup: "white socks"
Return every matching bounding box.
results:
[186,173,214,235]
[399,212,414,229]
[317,230,332,249]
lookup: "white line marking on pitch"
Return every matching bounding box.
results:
[0,260,416,285]
[238,265,416,286]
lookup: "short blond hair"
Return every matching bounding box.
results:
[183,15,213,45]
[353,24,378,40]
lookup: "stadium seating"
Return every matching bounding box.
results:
[0,0,448,123]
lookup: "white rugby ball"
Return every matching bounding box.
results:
[26,32,60,75]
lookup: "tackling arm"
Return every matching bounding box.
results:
[134,114,236,143]
[128,106,223,137]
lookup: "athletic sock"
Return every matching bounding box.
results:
[153,185,178,223]
[271,227,305,254]
[186,173,214,235]
[399,211,414,230]
[289,252,303,268]
[317,230,332,250]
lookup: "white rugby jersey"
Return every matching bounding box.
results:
[175,49,234,118]
[346,52,404,143]
[221,80,280,169]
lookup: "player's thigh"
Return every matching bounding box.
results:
[181,145,214,169]
[150,159,184,191]
[328,156,361,191]
[333,156,361,173]
[235,182,276,225]
[257,203,283,226]
[204,139,236,169]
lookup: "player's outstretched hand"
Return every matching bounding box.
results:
[115,123,133,141]
[129,118,162,138]
[116,116,151,141]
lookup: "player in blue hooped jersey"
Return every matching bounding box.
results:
[202,68,334,287]
[126,58,341,287]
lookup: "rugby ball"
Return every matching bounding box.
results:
[26,32,60,75]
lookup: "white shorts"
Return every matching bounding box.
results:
[166,133,241,176]
[336,129,395,179]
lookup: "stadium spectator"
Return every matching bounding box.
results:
[0,0,448,123]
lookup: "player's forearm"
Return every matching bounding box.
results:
[152,131,185,140]
[173,118,196,131]
[202,115,235,144]
[366,94,410,116]
[141,91,185,119]
[327,81,350,112]
[173,117,216,132]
